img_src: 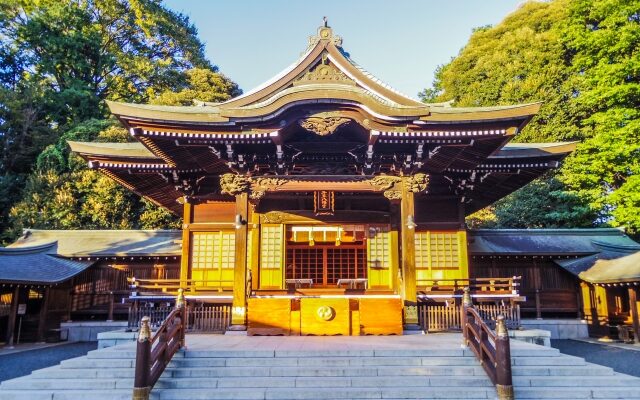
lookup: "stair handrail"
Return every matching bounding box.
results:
[460,287,514,400]
[132,289,186,400]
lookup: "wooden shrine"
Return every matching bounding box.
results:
[68,22,576,335]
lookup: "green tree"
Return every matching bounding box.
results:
[560,0,640,233]
[1,0,242,243]
[152,68,241,106]
[425,0,639,234]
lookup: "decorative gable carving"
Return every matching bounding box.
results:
[293,62,356,86]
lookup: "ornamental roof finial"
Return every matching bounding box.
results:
[323,16,328,27]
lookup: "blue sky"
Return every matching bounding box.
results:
[163,0,526,98]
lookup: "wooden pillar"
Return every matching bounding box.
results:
[107,291,115,321]
[249,201,260,291]
[533,259,542,319]
[628,286,640,344]
[400,181,418,329]
[230,192,249,329]
[5,286,19,347]
[37,287,51,342]
[179,200,193,290]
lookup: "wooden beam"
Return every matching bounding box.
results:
[629,287,640,344]
[230,192,249,329]
[400,180,419,329]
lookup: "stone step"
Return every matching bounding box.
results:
[169,355,480,368]
[169,365,486,378]
[512,365,614,376]
[513,375,640,387]
[1,377,129,390]
[0,389,136,400]
[153,375,494,389]
[511,355,586,366]
[156,387,496,400]
[514,386,640,399]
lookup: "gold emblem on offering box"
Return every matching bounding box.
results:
[316,306,335,321]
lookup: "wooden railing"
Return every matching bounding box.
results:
[461,288,514,400]
[128,277,233,293]
[417,276,521,294]
[128,302,231,333]
[419,303,520,333]
[132,291,186,400]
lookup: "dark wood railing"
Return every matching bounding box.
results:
[132,291,186,400]
[419,302,520,333]
[461,288,514,400]
[128,277,233,293]
[128,302,231,333]
[417,276,521,294]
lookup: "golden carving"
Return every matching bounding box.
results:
[406,173,429,193]
[294,63,355,86]
[306,22,343,52]
[369,176,401,191]
[383,190,403,200]
[316,305,335,321]
[298,115,351,136]
[261,211,286,224]
[220,174,250,196]
[404,305,418,323]
[250,177,287,199]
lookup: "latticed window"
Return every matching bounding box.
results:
[191,231,235,270]
[367,228,390,269]
[261,225,283,269]
[415,231,460,269]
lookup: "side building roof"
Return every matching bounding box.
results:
[0,243,94,285]
[469,228,640,283]
[8,229,182,257]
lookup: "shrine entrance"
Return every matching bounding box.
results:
[284,225,372,289]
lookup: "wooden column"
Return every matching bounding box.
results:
[179,200,193,290]
[249,201,260,291]
[230,192,249,329]
[629,286,640,344]
[37,287,51,342]
[5,286,20,347]
[400,181,418,329]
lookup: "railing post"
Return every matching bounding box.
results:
[176,288,186,348]
[133,316,151,400]
[461,287,473,348]
[495,315,514,400]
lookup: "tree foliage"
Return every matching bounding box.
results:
[425,0,640,235]
[0,1,240,244]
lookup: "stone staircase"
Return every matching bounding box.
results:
[2,335,640,399]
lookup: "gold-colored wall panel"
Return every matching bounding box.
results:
[247,297,291,335]
[359,298,403,335]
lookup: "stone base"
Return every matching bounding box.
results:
[96,330,138,349]
[520,319,589,339]
[61,321,128,342]
[509,329,551,347]
[403,329,425,335]
[224,330,248,336]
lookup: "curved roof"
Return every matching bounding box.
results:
[8,229,182,257]
[0,243,94,285]
[106,24,540,128]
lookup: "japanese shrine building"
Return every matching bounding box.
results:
[63,22,590,336]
